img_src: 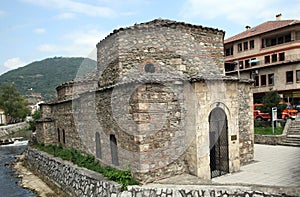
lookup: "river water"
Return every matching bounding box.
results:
[0,141,36,197]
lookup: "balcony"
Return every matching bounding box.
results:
[225,53,300,73]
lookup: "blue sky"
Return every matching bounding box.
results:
[0,0,299,75]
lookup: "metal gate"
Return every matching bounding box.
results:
[209,107,229,178]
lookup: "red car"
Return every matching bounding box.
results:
[254,104,271,121]
[281,109,298,120]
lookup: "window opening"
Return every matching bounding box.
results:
[286,71,294,83]
[144,63,155,73]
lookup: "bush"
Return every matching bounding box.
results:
[31,143,139,190]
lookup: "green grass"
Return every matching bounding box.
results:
[31,143,139,190]
[254,126,283,135]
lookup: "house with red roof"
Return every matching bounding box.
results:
[224,14,300,105]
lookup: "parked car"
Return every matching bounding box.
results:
[253,104,271,121]
[281,108,298,120]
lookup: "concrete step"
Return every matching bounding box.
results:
[280,142,300,147]
[282,140,300,144]
[288,127,300,130]
[286,135,300,138]
[287,131,300,135]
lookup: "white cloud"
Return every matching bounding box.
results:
[33,28,46,34]
[180,0,299,25]
[4,57,27,69]
[36,29,108,58]
[22,0,116,18]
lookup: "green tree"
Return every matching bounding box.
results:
[0,83,30,123]
[261,91,286,119]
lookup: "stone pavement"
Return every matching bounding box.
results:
[212,144,300,187]
[151,144,300,196]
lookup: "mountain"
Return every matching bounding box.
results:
[0,57,97,101]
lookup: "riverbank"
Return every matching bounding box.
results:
[13,153,62,197]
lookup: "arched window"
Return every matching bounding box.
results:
[62,129,66,144]
[110,135,119,166]
[57,128,60,143]
[95,132,102,159]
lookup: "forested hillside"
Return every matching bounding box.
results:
[0,57,96,100]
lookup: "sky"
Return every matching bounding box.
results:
[0,0,299,75]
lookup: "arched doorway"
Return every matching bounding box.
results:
[209,107,229,178]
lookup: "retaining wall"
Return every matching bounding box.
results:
[25,147,293,197]
[0,122,29,138]
[254,119,291,145]
[25,147,122,196]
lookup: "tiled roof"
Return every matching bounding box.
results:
[225,20,299,44]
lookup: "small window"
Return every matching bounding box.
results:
[245,59,250,68]
[279,52,285,61]
[243,42,248,50]
[254,75,259,87]
[250,40,254,49]
[261,75,266,86]
[265,56,270,64]
[110,135,119,166]
[272,54,277,63]
[225,46,233,56]
[239,61,244,69]
[144,63,155,73]
[297,70,300,82]
[238,43,242,52]
[251,58,257,66]
[261,39,266,48]
[278,36,284,44]
[296,32,300,40]
[271,38,277,46]
[57,128,61,143]
[95,132,102,159]
[62,129,66,144]
[285,34,291,42]
[268,73,274,85]
[286,71,294,83]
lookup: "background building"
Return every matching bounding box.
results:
[0,108,6,125]
[224,14,300,106]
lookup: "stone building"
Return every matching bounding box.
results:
[37,19,254,183]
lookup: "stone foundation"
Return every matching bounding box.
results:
[25,147,292,197]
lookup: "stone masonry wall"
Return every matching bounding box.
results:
[97,19,225,88]
[94,82,190,183]
[26,147,122,197]
[26,147,288,197]
[238,83,254,165]
[0,122,29,138]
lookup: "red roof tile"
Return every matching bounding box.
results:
[225,20,300,44]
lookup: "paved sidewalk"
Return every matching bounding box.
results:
[212,144,300,187]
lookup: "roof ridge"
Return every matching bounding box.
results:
[98,18,225,45]
[225,19,299,43]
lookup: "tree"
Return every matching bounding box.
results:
[261,91,286,119]
[0,83,30,123]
